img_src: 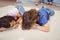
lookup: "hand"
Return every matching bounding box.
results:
[0,28,7,32]
[11,24,19,29]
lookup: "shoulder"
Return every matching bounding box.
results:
[37,8,49,26]
[7,8,19,16]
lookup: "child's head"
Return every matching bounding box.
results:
[0,16,16,28]
[22,9,39,30]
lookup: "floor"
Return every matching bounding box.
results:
[0,1,60,40]
[0,1,60,11]
[0,5,60,40]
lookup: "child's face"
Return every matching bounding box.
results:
[10,20,16,27]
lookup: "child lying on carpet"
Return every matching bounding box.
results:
[0,16,18,32]
[0,6,55,32]
[22,6,55,32]
[0,5,25,32]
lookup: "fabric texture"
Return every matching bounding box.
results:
[16,5,25,15]
[37,6,55,26]
[7,8,19,19]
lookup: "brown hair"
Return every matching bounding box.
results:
[22,9,39,30]
[0,16,16,28]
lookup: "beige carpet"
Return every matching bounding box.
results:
[0,5,60,40]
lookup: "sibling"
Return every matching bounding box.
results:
[22,9,39,30]
[22,6,55,32]
[0,5,25,32]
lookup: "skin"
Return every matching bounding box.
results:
[0,8,22,32]
[10,21,19,29]
[32,17,49,32]
[0,28,7,32]
[16,12,22,24]
[32,23,49,32]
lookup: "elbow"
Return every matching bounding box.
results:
[44,27,50,32]
[45,29,49,32]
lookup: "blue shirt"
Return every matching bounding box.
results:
[37,6,55,26]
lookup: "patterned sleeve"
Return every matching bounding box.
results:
[37,8,49,26]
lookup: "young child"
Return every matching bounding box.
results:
[22,6,55,32]
[22,9,39,30]
[0,5,25,32]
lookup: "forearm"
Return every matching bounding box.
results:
[33,23,49,32]
[17,17,22,24]
[37,25,49,32]
[0,28,8,32]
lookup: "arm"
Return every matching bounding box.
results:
[0,28,7,32]
[32,23,49,32]
[16,16,22,24]
[0,25,18,32]
[10,24,19,29]
[16,12,22,24]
